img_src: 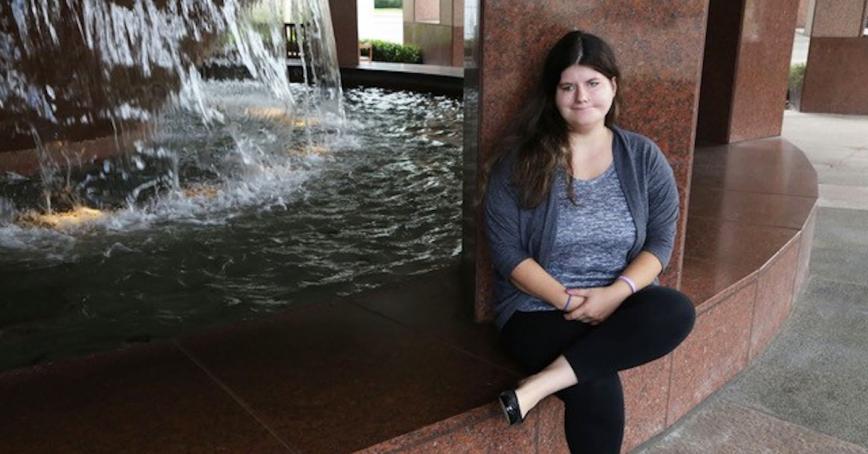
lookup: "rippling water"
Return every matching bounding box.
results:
[0,83,463,371]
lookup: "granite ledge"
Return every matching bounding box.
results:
[0,138,819,454]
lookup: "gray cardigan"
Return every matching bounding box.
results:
[483,126,679,330]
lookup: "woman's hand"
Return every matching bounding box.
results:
[563,284,632,325]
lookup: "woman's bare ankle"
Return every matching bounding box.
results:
[514,374,546,418]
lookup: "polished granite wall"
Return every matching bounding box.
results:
[800,0,868,114]
[728,0,800,142]
[329,0,360,67]
[465,1,710,320]
[697,0,800,143]
[805,0,867,37]
[695,0,743,144]
[801,38,868,114]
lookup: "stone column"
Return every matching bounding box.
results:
[329,0,360,67]
[800,0,868,114]
[463,1,710,322]
[695,0,801,144]
[797,0,811,28]
[806,0,866,36]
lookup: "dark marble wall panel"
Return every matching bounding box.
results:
[698,0,800,143]
[329,0,360,67]
[468,1,710,319]
[728,0,800,142]
[462,0,484,318]
[808,0,867,37]
[801,38,868,114]
[696,0,745,144]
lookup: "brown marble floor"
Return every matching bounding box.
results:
[0,137,817,453]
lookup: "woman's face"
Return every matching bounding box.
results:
[554,64,617,132]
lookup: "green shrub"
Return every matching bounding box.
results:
[362,39,422,64]
[789,63,806,90]
[374,0,403,8]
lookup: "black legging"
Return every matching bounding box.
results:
[500,285,696,454]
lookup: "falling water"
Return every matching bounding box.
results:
[0,0,344,217]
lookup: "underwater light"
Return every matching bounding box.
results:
[19,206,106,229]
[182,184,220,199]
[244,107,320,128]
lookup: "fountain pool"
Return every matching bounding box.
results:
[0,82,463,372]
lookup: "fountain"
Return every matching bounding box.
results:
[0,0,463,371]
[1,0,342,204]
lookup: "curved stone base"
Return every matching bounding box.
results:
[0,138,817,453]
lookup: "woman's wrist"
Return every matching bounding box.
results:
[561,292,573,312]
[609,279,634,300]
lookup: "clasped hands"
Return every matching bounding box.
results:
[562,284,632,325]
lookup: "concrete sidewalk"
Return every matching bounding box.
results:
[636,111,868,453]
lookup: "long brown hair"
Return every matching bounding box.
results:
[480,30,622,209]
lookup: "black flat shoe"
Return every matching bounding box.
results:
[498,390,524,425]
